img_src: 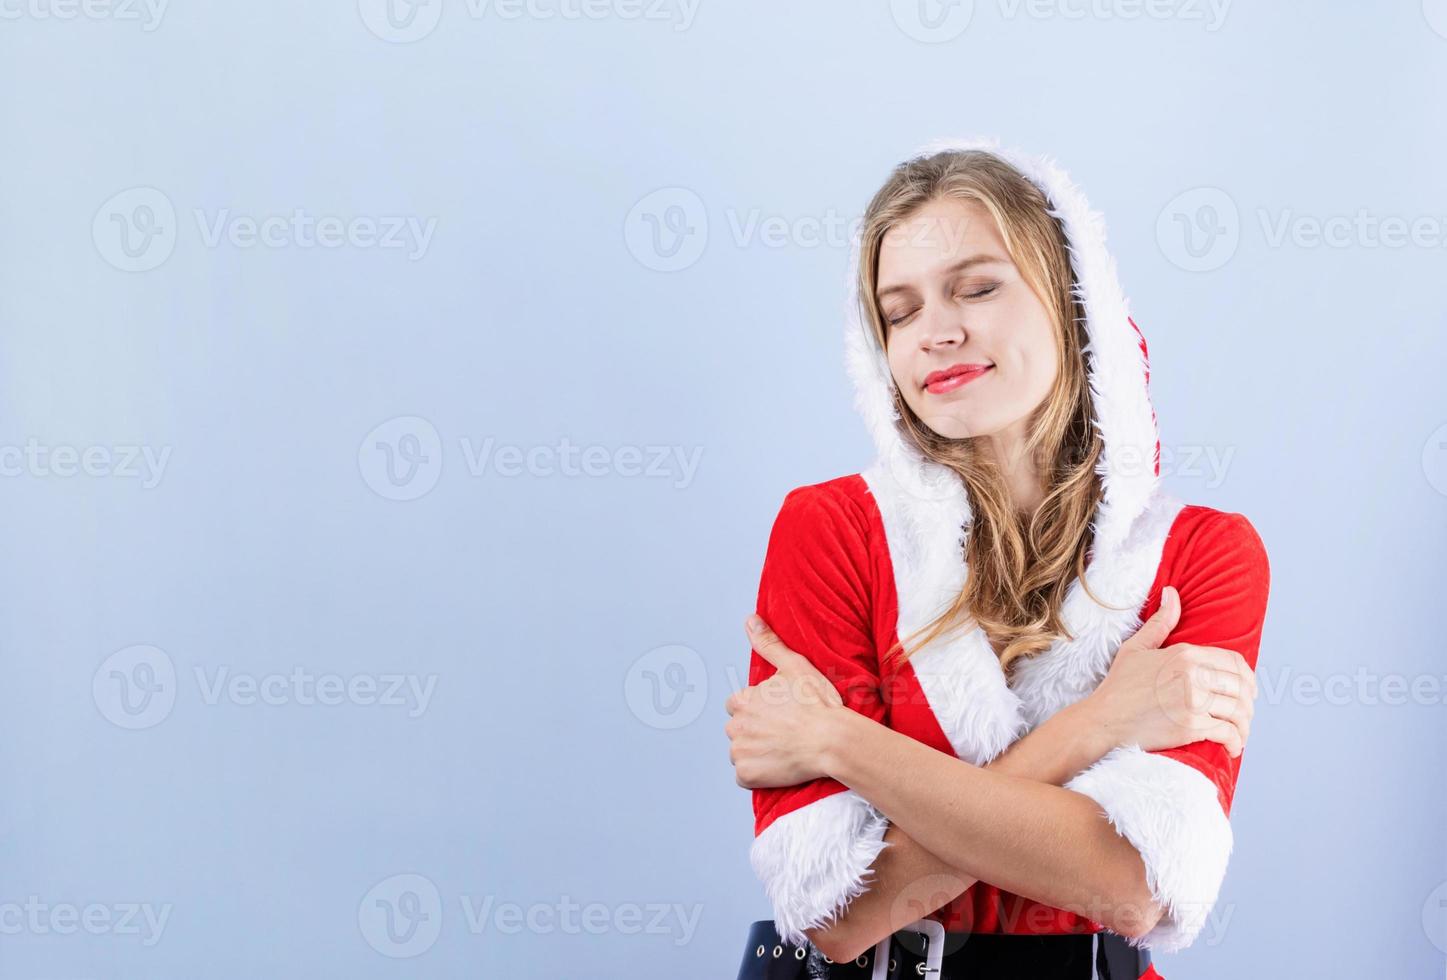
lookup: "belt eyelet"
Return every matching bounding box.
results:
[855,952,869,967]
[755,944,764,957]
[772,944,782,958]
[794,947,806,960]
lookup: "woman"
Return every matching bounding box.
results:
[724,139,1270,980]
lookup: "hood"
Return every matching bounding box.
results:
[843,136,1161,555]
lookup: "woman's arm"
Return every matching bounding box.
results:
[803,697,1114,961]
[818,705,1166,948]
[807,513,1269,958]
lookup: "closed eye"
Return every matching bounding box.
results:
[886,283,999,328]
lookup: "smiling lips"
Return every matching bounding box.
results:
[923,363,992,394]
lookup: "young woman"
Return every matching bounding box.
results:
[724,139,1270,980]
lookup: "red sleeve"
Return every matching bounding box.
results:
[750,481,887,834]
[1147,509,1272,816]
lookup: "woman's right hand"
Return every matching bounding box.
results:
[1082,586,1259,757]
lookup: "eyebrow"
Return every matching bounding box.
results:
[875,254,1008,301]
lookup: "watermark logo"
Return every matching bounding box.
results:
[92,644,177,730]
[359,416,444,502]
[1424,0,1447,39]
[1156,186,1239,272]
[358,0,443,41]
[1422,423,1447,497]
[625,644,708,729]
[93,187,177,272]
[891,0,973,42]
[624,187,707,272]
[359,873,443,958]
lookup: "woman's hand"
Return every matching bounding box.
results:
[725,615,846,789]
[1081,586,1259,757]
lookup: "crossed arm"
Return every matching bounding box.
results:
[731,488,1269,963]
[798,696,1144,961]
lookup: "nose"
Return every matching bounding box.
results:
[918,304,967,352]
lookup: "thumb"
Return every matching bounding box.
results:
[746,614,806,673]
[1128,585,1181,651]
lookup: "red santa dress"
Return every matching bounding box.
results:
[746,137,1271,977]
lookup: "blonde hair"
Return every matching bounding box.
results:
[860,149,1109,674]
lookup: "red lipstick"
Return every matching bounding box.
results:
[923,363,992,395]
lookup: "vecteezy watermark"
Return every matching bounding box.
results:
[0,0,169,30]
[93,187,178,272]
[458,437,704,486]
[358,873,702,958]
[359,874,444,958]
[1105,441,1237,489]
[358,0,702,43]
[993,0,1230,29]
[358,416,706,500]
[890,0,975,42]
[93,645,178,730]
[1257,665,1447,707]
[1424,0,1447,40]
[194,209,437,260]
[1156,186,1240,272]
[1158,186,1447,271]
[624,187,708,272]
[1258,209,1447,250]
[194,666,437,717]
[624,644,708,729]
[358,416,444,502]
[890,0,1230,41]
[0,439,171,488]
[458,894,701,945]
[0,897,172,945]
[92,644,439,730]
[93,187,439,272]
[1422,423,1447,497]
[1422,880,1447,954]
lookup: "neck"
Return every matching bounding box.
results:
[986,427,1045,517]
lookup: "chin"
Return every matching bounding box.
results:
[915,414,977,441]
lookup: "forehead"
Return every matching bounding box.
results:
[876,197,1007,284]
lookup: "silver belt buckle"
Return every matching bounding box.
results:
[871,917,946,980]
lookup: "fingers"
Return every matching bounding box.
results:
[1179,644,1258,699]
[1128,585,1181,651]
[724,688,747,716]
[1198,717,1245,758]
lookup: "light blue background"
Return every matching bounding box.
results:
[1,1,1444,976]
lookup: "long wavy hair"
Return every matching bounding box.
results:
[862,149,1110,675]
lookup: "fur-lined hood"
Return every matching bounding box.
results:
[840,136,1186,758]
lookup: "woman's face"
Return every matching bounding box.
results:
[878,196,1059,446]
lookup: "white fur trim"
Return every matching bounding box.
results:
[1065,744,1233,953]
[1008,489,1186,728]
[860,464,1025,765]
[749,790,891,947]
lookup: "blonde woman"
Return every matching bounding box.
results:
[725,140,1270,980]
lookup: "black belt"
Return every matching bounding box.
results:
[736,919,1151,980]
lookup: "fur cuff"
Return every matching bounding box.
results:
[1065,744,1233,953]
[749,789,891,946]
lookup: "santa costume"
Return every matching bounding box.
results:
[743,138,1271,979]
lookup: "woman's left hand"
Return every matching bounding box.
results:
[725,615,845,789]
